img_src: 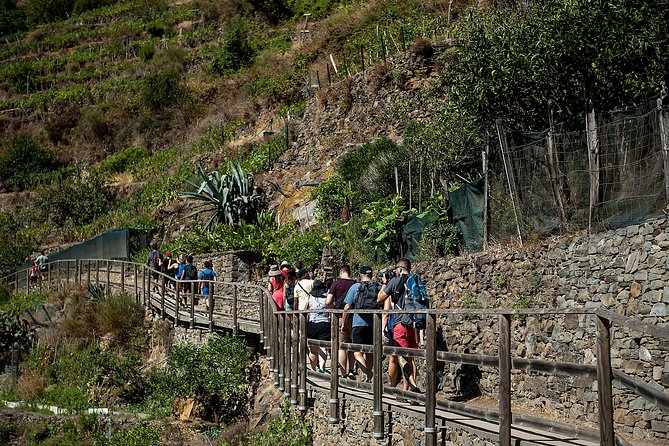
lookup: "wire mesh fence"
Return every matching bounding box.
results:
[490,99,669,243]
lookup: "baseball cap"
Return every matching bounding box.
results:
[359,265,373,275]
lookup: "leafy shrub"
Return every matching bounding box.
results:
[238,400,312,446]
[0,309,33,365]
[271,225,325,270]
[146,335,251,422]
[419,218,459,258]
[99,423,160,446]
[145,21,165,38]
[77,108,111,143]
[210,16,254,74]
[34,171,110,226]
[98,294,145,347]
[25,0,74,25]
[0,0,26,38]
[141,67,184,110]
[0,211,40,276]
[0,135,57,191]
[139,44,155,62]
[96,147,149,176]
[73,0,115,14]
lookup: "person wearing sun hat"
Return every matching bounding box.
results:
[267,264,285,310]
[306,280,331,373]
[280,260,291,277]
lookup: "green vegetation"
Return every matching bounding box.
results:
[234,400,312,446]
[0,135,58,192]
[181,162,265,230]
[96,147,150,176]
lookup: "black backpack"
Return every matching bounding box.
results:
[285,285,295,308]
[184,264,197,280]
[353,281,381,310]
[201,271,214,281]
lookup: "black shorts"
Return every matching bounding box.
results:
[307,322,331,341]
[352,326,373,345]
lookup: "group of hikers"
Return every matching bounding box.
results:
[28,251,50,284]
[146,244,217,309]
[267,258,427,399]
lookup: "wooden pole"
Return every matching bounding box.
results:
[160,277,165,319]
[496,119,523,246]
[260,290,266,347]
[547,100,567,228]
[425,313,438,446]
[175,283,180,326]
[291,312,299,405]
[190,281,196,329]
[96,260,100,285]
[278,313,285,393]
[232,284,238,336]
[208,290,214,332]
[373,312,384,440]
[326,63,331,85]
[299,311,308,413]
[329,312,339,424]
[585,99,599,234]
[284,312,291,397]
[657,96,669,202]
[499,314,512,446]
[360,45,365,72]
[120,262,125,294]
[597,315,615,446]
[133,264,138,303]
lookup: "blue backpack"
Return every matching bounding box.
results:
[394,274,429,329]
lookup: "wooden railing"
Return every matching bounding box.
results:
[4,260,669,445]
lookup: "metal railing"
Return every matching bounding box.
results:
[4,260,669,445]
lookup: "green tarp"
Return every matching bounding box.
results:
[402,179,485,259]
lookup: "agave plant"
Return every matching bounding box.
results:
[181,162,264,230]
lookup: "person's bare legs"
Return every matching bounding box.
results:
[388,355,399,386]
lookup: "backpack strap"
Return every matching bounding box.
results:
[392,274,409,307]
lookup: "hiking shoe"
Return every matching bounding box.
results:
[346,371,356,380]
[409,385,423,394]
[364,371,373,382]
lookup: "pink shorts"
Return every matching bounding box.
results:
[392,324,418,349]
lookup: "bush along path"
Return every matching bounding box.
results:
[0,282,311,446]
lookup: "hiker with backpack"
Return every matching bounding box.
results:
[178,255,198,302]
[284,269,297,311]
[326,264,357,378]
[198,260,216,310]
[377,258,426,394]
[163,251,179,289]
[147,243,162,285]
[341,265,380,382]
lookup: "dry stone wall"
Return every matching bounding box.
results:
[411,217,669,442]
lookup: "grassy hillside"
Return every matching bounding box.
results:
[0,0,666,274]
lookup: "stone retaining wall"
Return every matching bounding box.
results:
[410,217,669,441]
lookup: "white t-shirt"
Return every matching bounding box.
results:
[295,279,314,311]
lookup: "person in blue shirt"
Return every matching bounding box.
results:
[340,265,380,382]
[198,260,216,310]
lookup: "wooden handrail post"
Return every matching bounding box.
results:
[284,311,291,397]
[96,260,100,285]
[87,260,91,287]
[175,285,180,320]
[105,260,110,295]
[190,281,196,329]
[597,315,615,446]
[66,260,70,286]
[232,285,238,336]
[159,276,165,318]
[120,262,125,294]
[278,312,285,393]
[425,313,438,446]
[141,266,146,306]
[133,264,138,303]
[291,312,299,405]
[298,311,308,414]
[499,314,512,446]
[373,312,384,440]
[208,291,215,332]
[259,290,266,347]
[329,311,339,424]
